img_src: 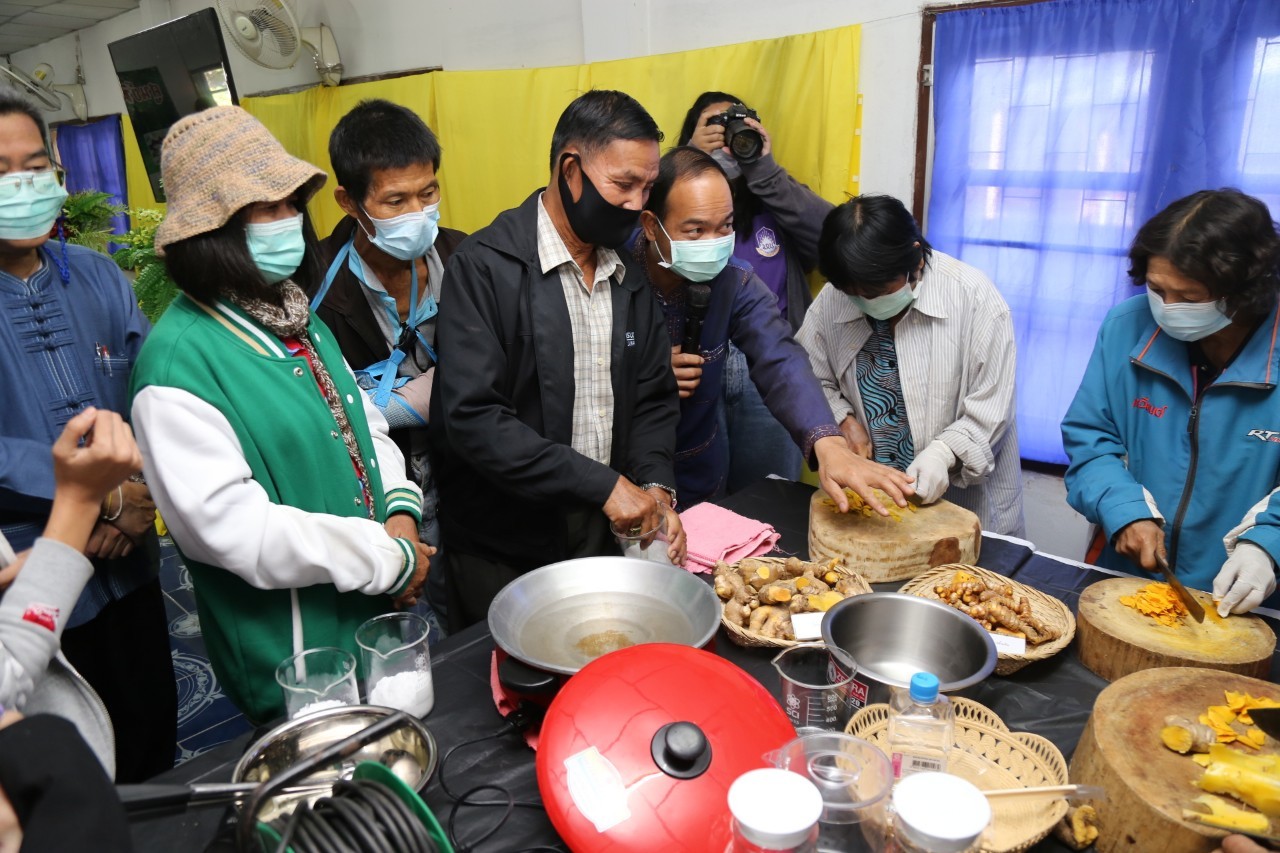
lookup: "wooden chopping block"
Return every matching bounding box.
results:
[1071,667,1280,852]
[1077,577,1274,682]
[807,490,981,583]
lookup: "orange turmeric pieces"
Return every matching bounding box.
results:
[1118,582,1188,627]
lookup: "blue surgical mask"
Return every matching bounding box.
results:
[0,169,68,240]
[852,278,916,321]
[361,203,440,261]
[1147,288,1231,342]
[655,219,735,282]
[246,213,305,284]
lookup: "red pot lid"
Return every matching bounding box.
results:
[536,643,795,852]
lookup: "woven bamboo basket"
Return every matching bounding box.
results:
[847,697,1069,853]
[718,556,872,649]
[898,564,1075,675]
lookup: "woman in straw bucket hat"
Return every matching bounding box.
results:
[127,107,434,723]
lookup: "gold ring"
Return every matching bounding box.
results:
[628,525,643,536]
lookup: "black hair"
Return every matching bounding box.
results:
[164,198,324,306]
[676,91,762,241]
[329,99,442,206]
[644,146,729,221]
[676,91,743,146]
[548,89,662,173]
[0,92,49,151]
[818,195,932,297]
[1129,188,1280,321]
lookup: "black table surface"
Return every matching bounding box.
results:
[129,479,1279,852]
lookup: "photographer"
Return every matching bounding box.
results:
[678,92,834,491]
[631,146,914,511]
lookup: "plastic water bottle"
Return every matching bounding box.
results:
[886,672,954,779]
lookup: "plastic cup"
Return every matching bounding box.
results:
[772,643,863,733]
[767,732,894,851]
[355,613,434,717]
[275,647,359,719]
[610,515,672,565]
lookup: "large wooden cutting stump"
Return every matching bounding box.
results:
[1077,577,1274,682]
[807,490,981,583]
[1071,667,1280,852]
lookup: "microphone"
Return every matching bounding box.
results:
[682,283,712,355]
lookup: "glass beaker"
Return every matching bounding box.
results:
[610,515,673,564]
[355,612,434,717]
[772,643,862,734]
[768,732,894,852]
[275,647,359,719]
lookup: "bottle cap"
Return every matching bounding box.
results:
[893,772,990,852]
[728,768,823,848]
[909,671,940,703]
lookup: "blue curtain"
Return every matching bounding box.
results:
[928,0,1280,463]
[55,115,129,244]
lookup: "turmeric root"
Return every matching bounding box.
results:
[1053,804,1100,850]
[1161,715,1216,754]
[749,605,793,640]
[1183,794,1270,833]
[714,564,750,605]
[758,580,798,605]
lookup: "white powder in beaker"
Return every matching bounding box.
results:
[369,670,435,717]
[292,699,348,719]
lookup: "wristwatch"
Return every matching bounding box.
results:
[642,483,677,510]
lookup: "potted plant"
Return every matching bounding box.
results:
[112,208,178,323]
[61,190,124,255]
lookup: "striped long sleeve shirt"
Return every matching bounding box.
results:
[797,251,1025,536]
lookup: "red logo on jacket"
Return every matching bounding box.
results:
[1133,397,1168,418]
[21,603,59,632]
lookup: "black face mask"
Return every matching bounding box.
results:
[557,152,642,249]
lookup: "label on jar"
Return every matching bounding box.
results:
[892,752,944,777]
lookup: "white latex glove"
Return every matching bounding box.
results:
[904,440,955,505]
[1212,542,1278,617]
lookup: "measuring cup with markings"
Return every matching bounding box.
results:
[772,643,863,734]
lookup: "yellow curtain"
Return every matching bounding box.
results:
[121,24,861,237]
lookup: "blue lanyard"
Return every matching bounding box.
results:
[315,237,438,408]
[314,234,440,361]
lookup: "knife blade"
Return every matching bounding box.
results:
[1250,707,1280,741]
[1156,553,1206,623]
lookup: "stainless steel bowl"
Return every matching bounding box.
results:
[822,592,997,704]
[232,704,437,823]
[488,556,722,675]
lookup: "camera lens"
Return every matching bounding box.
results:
[725,122,763,163]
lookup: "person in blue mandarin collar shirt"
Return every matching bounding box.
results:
[0,92,175,782]
[1063,189,1280,614]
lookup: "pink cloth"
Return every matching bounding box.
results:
[679,502,780,572]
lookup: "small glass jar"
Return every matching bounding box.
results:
[882,772,990,853]
[727,768,823,853]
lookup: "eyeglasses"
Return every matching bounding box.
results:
[0,167,66,199]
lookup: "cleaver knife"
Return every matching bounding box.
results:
[1251,707,1280,741]
[1156,553,1206,623]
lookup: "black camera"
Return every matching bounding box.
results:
[706,103,764,164]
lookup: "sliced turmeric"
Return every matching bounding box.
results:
[1183,794,1270,833]
[1193,744,1280,817]
[818,489,918,522]
[1162,715,1217,754]
[1118,582,1188,627]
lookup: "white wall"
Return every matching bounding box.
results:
[8,0,992,205]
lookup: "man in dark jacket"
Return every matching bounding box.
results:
[430,90,684,629]
[312,99,461,624]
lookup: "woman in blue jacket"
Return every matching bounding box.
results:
[1062,189,1280,615]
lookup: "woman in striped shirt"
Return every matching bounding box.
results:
[797,195,1025,536]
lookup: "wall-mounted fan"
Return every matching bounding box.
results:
[214,0,343,87]
[0,63,88,121]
